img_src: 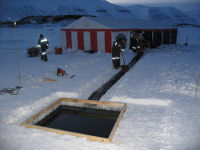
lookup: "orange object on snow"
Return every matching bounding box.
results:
[55,47,62,54]
[57,68,66,76]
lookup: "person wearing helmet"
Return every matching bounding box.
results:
[38,34,49,61]
[112,33,126,69]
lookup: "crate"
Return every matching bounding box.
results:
[55,47,62,54]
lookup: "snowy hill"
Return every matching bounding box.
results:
[0,0,131,22]
[187,9,200,24]
[0,0,197,25]
[127,5,197,25]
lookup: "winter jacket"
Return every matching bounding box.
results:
[38,36,49,50]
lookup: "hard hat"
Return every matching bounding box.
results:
[116,33,127,42]
[116,33,127,49]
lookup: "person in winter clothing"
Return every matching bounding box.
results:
[112,34,126,69]
[38,34,49,61]
[38,34,49,52]
[130,31,149,53]
[112,41,121,68]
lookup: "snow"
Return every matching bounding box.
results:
[0,23,133,120]
[0,0,127,21]
[100,26,200,149]
[64,17,173,30]
[64,17,110,29]
[101,45,200,150]
[187,9,200,25]
[0,23,200,150]
[127,5,198,25]
[0,0,198,26]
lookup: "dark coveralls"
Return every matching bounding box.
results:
[112,41,121,69]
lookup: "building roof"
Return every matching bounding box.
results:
[63,17,174,30]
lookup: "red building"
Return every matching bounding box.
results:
[61,17,177,53]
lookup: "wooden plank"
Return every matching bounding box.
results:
[42,77,57,82]
[21,99,61,125]
[108,103,127,140]
[60,98,124,107]
[22,123,111,143]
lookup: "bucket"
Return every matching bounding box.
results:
[55,47,62,54]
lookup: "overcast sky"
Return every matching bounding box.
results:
[106,0,200,11]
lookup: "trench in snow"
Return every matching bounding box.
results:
[88,52,144,100]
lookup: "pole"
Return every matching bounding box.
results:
[195,72,200,98]
[14,21,21,83]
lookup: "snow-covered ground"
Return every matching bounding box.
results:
[0,24,200,150]
[0,24,133,118]
[102,45,200,150]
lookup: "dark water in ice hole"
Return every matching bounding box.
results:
[36,105,120,138]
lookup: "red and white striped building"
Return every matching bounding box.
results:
[61,17,177,53]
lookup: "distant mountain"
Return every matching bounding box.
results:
[126,5,197,25]
[0,0,132,21]
[0,0,197,25]
[187,9,200,24]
